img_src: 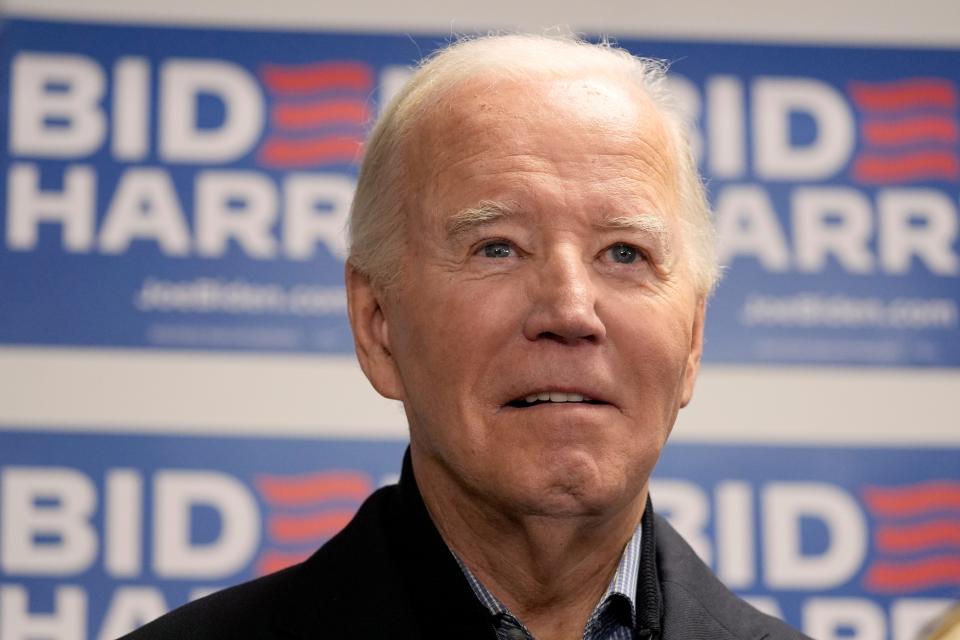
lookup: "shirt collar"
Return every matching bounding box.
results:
[601,520,643,625]
[452,520,643,631]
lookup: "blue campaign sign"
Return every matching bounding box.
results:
[1,18,958,365]
[0,19,413,354]
[0,431,957,638]
[0,431,410,638]
[658,44,960,368]
[654,443,960,636]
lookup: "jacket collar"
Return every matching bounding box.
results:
[637,494,663,638]
[397,448,664,638]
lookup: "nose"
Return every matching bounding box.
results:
[522,247,606,344]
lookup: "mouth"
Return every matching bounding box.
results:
[505,391,610,409]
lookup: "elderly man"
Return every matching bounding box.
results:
[125,34,808,640]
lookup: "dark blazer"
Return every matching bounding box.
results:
[122,453,809,640]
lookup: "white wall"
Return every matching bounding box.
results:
[7,0,960,46]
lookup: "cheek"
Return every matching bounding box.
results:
[387,275,522,409]
[607,302,694,403]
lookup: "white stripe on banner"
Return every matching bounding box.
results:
[0,346,956,445]
[0,346,408,438]
[4,0,960,48]
[675,366,960,446]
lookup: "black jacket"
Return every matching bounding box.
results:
[123,453,809,639]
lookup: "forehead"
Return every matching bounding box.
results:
[405,73,678,216]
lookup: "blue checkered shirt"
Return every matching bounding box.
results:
[453,523,642,640]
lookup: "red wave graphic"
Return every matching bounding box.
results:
[862,116,959,146]
[849,78,958,111]
[271,99,370,129]
[255,550,311,576]
[268,508,357,543]
[260,62,373,95]
[863,481,960,517]
[258,136,363,167]
[256,471,372,506]
[876,520,960,553]
[863,556,960,592]
[851,151,959,183]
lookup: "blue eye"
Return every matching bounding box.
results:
[483,242,513,258]
[608,243,639,264]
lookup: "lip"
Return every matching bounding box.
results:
[501,385,615,409]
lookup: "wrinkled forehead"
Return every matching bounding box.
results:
[403,72,677,192]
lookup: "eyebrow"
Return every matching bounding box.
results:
[598,213,673,259]
[445,203,673,258]
[600,214,669,237]
[445,200,518,239]
[597,213,670,244]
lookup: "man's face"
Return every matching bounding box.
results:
[350,74,705,518]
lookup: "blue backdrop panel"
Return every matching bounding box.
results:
[1,18,958,366]
[0,431,957,638]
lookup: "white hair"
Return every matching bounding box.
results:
[348,33,718,296]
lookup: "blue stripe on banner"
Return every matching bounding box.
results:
[0,430,957,638]
[1,18,958,366]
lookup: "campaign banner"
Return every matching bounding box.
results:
[1,18,958,366]
[0,430,956,639]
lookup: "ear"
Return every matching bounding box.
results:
[345,263,405,401]
[680,296,706,408]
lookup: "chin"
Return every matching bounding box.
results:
[505,457,629,518]
[508,484,623,519]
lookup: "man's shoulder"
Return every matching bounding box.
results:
[120,483,405,639]
[654,513,810,640]
[118,563,304,640]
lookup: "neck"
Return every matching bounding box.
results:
[412,450,646,640]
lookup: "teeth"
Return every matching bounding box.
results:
[522,392,589,404]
